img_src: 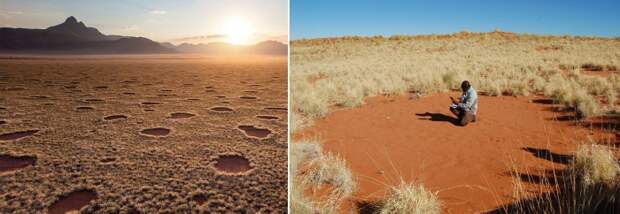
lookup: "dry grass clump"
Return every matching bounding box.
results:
[380,181,440,214]
[574,144,620,186]
[500,142,620,213]
[290,139,356,213]
[543,71,619,118]
[291,139,442,213]
[292,32,620,127]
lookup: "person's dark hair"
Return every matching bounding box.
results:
[461,80,471,91]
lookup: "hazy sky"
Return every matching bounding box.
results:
[292,0,620,39]
[0,0,288,44]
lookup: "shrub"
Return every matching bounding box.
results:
[573,88,600,118]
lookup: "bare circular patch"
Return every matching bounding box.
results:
[237,125,272,138]
[0,154,36,173]
[265,107,287,111]
[170,112,195,119]
[104,115,127,121]
[100,157,116,163]
[85,98,104,103]
[0,130,39,141]
[140,128,170,136]
[30,95,49,99]
[256,115,279,120]
[141,102,161,105]
[209,106,234,113]
[213,154,252,174]
[191,194,207,206]
[76,106,94,111]
[240,96,257,100]
[48,190,98,214]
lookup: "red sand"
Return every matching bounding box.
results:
[294,93,616,213]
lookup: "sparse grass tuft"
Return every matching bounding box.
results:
[291,139,356,213]
[380,181,440,214]
[302,152,357,199]
[574,143,620,186]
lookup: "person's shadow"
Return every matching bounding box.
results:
[416,112,458,125]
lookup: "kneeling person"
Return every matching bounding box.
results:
[449,81,478,126]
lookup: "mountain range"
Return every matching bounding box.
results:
[0,16,287,55]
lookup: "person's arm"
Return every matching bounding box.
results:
[450,97,458,105]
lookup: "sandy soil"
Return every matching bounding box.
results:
[294,93,617,213]
[0,55,287,213]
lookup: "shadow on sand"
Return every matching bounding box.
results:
[489,147,620,213]
[522,147,573,165]
[415,112,458,126]
[489,173,620,214]
[355,200,382,214]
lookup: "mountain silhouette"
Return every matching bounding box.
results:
[175,40,287,55]
[0,16,287,55]
[45,16,108,40]
[0,16,172,54]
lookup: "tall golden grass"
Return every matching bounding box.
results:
[292,32,620,123]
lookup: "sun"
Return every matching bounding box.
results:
[224,17,253,45]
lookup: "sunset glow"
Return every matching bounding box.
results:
[224,17,254,45]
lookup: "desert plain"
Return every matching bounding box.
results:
[0,55,287,213]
